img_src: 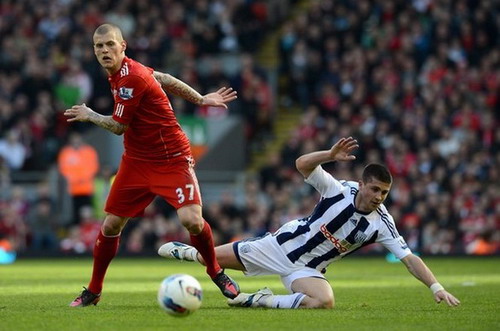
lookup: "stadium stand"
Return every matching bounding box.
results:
[0,0,498,256]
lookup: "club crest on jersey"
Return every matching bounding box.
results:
[118,87,134,100]
[354,232,367,243]
[240,243,251,254]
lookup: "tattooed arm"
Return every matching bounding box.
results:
[154,71,237,109]
[153,71,203,105]
[64,103,128,135]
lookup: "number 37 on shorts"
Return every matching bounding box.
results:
[176,184,195,204]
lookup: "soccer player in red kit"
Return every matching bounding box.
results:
[66,23,240,307]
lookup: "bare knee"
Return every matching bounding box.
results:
[320,297,335,309]
[183,219,203,234]
[292,277,335,309]
[101,215,128,236]
[177,205,204,234]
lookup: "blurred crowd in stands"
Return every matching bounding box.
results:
[268,0,499,256]
[0,0,498,257]
[0,0,287,254]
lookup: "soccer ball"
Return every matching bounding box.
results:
[157,274,203,316]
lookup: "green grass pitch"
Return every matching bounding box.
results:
[1,256,499,331]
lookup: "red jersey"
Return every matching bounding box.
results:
[108,57,191,161]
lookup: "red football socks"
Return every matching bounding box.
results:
[189,220,221,278]
[88,230,120,294]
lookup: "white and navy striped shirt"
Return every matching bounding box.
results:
[274,165,412,272]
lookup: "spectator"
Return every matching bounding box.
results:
[57,132,99,225]
[0,129,27,171]
[26,182,59,251]
[60,206,101,254]
[465,232,498,255]
[0,157,11,199]
[0,187,29,251]
[92,164,115,220]
[56,59,93,107]
[78,206,101,252]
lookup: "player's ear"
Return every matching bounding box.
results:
[121,40,127,52]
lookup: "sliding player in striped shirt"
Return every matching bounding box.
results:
[159,137,460,309]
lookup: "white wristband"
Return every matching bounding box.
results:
[430,283,445,294]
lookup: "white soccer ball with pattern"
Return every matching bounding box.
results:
[157,274,203,316]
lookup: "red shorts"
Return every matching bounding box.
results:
[105,155,202,218]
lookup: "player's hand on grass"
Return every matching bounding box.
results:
[64,103,93,122]
[201,87,237,109]
[434,290,460,307]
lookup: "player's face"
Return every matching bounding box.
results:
[356,178,391,212]
[93,31,126,75]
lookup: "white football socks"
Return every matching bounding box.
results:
[183,246,200,263]
[259,293,306,309]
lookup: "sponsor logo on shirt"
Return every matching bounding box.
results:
[118,87,134,100]
[398,237,408,250]
[320,224,350,253]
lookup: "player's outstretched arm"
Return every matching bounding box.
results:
[295,136,359,178]
[153,71,237,108]
[401,254,460,307]
[64,103,128,135]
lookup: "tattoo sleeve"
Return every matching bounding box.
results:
[153,71,203,105]
[88,112,128,135]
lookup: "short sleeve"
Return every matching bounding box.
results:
[304,165,344,197]
[376,213,412,259]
